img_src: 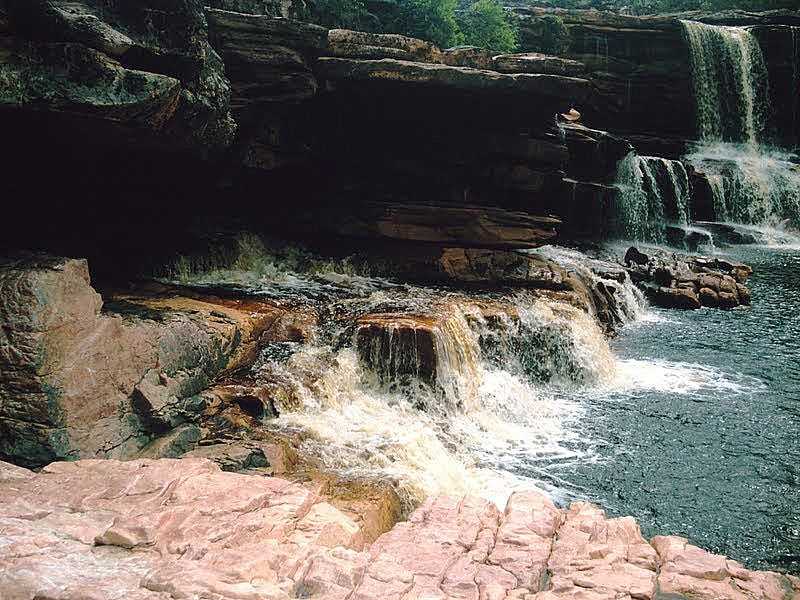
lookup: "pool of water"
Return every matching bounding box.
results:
[525,243,800,572]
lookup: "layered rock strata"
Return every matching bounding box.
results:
[2,457,797,600]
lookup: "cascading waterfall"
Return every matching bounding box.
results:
[679,20,800,232]
[170,235,649,508]
[687,144,800,229]
[792,26,799,149]
[613,153,692,243]
[253,290,621,508]
[681,20,769,145]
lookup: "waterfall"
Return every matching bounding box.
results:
[680,21,800,231]
[681,20,769,145]
[613,153,692,243]
[793,27,799,148]
[686,144,800,229]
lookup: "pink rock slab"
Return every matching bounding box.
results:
[1,458,797,600]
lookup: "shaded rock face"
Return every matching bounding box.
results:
[2,457,798,600]
[512,7,800,149]
[514,8,695,142]
[0,254,298,467]
[2,0,236,152]
[624,246,753,310]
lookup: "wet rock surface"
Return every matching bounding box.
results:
[2,457,797,600]
[624,246,753,310]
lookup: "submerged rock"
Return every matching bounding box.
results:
[1,457,796,600]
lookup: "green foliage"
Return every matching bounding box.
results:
[544,0,798,13]
[536,15,570,55]
[457,0,518,53]
[388,0,464,48]
[313,0,366,28]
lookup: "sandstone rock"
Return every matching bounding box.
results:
[135,424,203,459]
[698,287,720,307]
[4,459,795,600]
[181,441,272,471]
[0,40,181,129]
[316,57,591,102]
[441,45,495,69]
[436,248,571,288]
[207,9,328,52]
[492,52,586,76]
[207,8,324,107]
[624,247,753,310]
[654,285,702,310]
[327,29,442,63]
[207,0,308,19]
[4,0,236,151]
[322,201,559,249]
[0,254,295,467]
[355,308,481,404]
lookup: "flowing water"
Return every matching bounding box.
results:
[681,20,768,145]
[613,153,692,243]
[163,234,799,572]
[686,143,800,229]
[523,240,800,573]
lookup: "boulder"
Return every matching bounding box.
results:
[624,247,753,310]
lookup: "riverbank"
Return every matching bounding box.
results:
[3,456,799,600]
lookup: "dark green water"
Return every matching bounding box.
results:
[534,243,800,572]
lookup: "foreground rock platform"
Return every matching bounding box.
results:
[2,458,797,600]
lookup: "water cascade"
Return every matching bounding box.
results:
[681,20,769,145]
[680,20,800,232]
[164,237,646,508]
[687,144,800,229]
[613,153,692,243]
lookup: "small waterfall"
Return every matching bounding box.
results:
[613,153,692,243]
[686,144,800,229]
[681,20,769,145]
[355,305,482,413]
[793,27,799,148]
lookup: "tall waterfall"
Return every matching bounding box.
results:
[680,20,800,231]
[614,153,691,243]
[681,20,769,145]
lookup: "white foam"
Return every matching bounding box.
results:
[605,358,764,396]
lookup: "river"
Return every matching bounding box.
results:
[517,238,800,573]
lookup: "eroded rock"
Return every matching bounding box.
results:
[0,254,300,466]
[624,246,753,310]
[327,29,442,63]
[1,458,796,600]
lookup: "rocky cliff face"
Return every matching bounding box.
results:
[511,7,800,150]
[0,253,307,466]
